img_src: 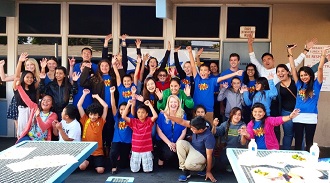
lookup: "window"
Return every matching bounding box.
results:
[0,36,7,98]
[19,4,61,34]
[124,39,164,49]
[69,5,112,35]
[227,7,269,38]
[0,17,6,33]
[120,6,163,37]
[176,7,220,38]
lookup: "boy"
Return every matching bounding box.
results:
[122,100,158,173]
[187,46,243,123]
[163,113,217,183]
[77,89,108,174]
[52,104,81,141]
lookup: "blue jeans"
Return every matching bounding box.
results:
[281,109,293,150]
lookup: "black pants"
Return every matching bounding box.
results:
[293,122,317,152]
[103,108,115,147]
[109,142,131,169]
[156,140,177,162]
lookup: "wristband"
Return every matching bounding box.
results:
[304,48,310,52]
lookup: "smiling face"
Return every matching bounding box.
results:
[255,82,262,91]
[168,97,179,111]
[199,65,210,79]
[170,80,180,95]
[183,62,192,76]
[100,61,110,74]
[41,95,53,112]
[229,56,240,69]
[47,60,57,71]
[299,71,311,84]
[146,79,156,93]
[157,71,167,82]
[25,60,36,72]
[55,69,65,82]
[262,55,275,70]
[195,107,206,117]
[276,67,290,81]
[231,78,241,91]
[246,66,255,77]
[89,113,100,122]
[123,76,132,88]
[252,107,266,121]
[148,58,157,69]
[81,49,92,61]
[210,63,218,74]
[24,72,34,86]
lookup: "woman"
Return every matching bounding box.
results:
[40,56,58,85]
[156,95,187,167]
[142,77,159,111]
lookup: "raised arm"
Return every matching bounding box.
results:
[287,45,298,83]
[15,53,28,78]
[77,89,89,118]
[40,58,47,77]
[217,83,228,101]
[174,46,186,79]
[145,100,158,122]
[162,111,190,128]
[110,86,117,116]
[217,70,243,83]
[159,41,171,69]
[92,94,108,120]
[139,53,149,82]
[121,34,128,72]
[187,46,197,78]
[112,56,122,87]
[102,34,112,59]
[196,48,203,68]
[68,57,76,82]
[121,100,132,123]
[0,60,15,82]
[16,83,38,109]
[134,56,141,86]
[318,47,330,83]
[135,39,142,56]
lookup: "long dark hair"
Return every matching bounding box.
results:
[20,71,36,92]
[251,77,269,100]
[224,107,242,141]
[251,103,267,128]
[54,66,70,102]
[229,76,241,93]
[298,66,315,100]
[243,63,259,85]
[142,77,158,105]
[38,95,55,112]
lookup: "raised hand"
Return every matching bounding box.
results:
[105,34,112,42]
[169,67,176,77]
[186,46,192,52]
[287,44,297,55]
[305,38,318,50]
[240,85,248,93]
[72,72,81,81]
[83,89,90,95]
[267,73,274,80]
[155,88,163,100]
[19,52,29,62]
[135,94,144,102]
[167,41,171,50]
[127,99,133,106]
[197,48,204,56]
[135,39,141,48]
[111,56,118,67]
[143,53,150,62]
[110,86,116,93]
[40,58,47,68]
[321,46,330,56]
[184,84,191,97]
[136,55,142,64]
[222,82,229,89]
[39,72,46,79]
[144,100,151,106]
[174,46,181,52]
[121,34,128,40]
[14,77,20,86]
[131,86,137,94]
[236,70,244,76]
[92,94,100,99]
[68,57,76,67]
[0,60,5,67]
[247,33,254,44]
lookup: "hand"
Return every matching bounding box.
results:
[14,77,20,86]
[0,60,5,67]
[68,57,75,67]
[247,33,254,44]
[83,89,90,95]
[321,46,330,55]
[121,34,128,40]
[52,120,59,128]
[127,99,133,106]
[236,70,244,76]
[105,34,112,42]
[135,39,141,48]
[238,126,248,136]
[149,68,156,76]
[240,85,248,93]
[184,84,191,97]
[168,142,176,152]
[174,46,181,52]
[167,41,171,51]
[222,82,229,89]
[197,48,204,56]
[287,44,297,55]
[143,53,150,62]
[305,38,318,50]
[205,172,217,182]
[110,86,116,93]
[144,100,151,106]
[40,72,46,79]
[40,58,47,68]
[55,122,63,130]
[289,109,300,119]
[72,72,81,81]
[131,86,137,94]
[213,118,219,126]
[136,55,142,64]
[92,94,99,99]
[111,56,118,67]
[135,94,144,102]
[155,88,163,100]
[35,109,40,117]
[267,73,274,80]
[169,67,176,77]
[18,52,28,62]
[186,46,192,52]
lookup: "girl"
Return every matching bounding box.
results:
[13,71,38,138]
[217,77,244,120]
[40,57,58,85]
[288,45,329,151]
[156,95,187,168]
[109,86,135,174]
[142,77,159,111]
[241,103,299,150]
[242,74,277,116]
[15,78,57,143]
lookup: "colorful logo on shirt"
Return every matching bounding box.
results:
[298,88,314,100]
[118,121,128,130]
[198,83,208,90]
[253,127,264,137]
[104,79,111,87]
[181,79,190,85]
[249,86,255,93]
[122,91,132,98]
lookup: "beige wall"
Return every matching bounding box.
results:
[272,4,330,147]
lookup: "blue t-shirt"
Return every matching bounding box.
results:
[117,83,136,107]
[220,69,244,87]
[253,121,266,150]
[193,74,218,112]
[191,129,215,158]
[295,80,322,114]
[112,113,133,143]
[210,73,221,92]
[44,74,53,86]
[180,76,192,90]
[156,113,186,142]
[103,75,112,106]
[73,63,98,73]
[246,80,256,99]
[72,77,93,109]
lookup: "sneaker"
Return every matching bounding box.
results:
[197,171,206,176]
[178,170,191,182]
[226,165,233,172]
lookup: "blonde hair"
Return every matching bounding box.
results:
[163,95,185,123]
[25,58,40,82]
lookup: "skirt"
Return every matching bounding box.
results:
[7,96,18,120]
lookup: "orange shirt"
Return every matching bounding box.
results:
[80,114,105,156]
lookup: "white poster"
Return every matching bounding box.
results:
[304,45,330,91]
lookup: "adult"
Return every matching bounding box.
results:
[40,56,58,85]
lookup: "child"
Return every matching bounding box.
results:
[122,100,158,173]
[242,74,277,116]
[78,89,108,174]
[217,77,244,120]
[52,104,81,142]
[155,68,170,91]
[187,46,243,123]
[241,103,300,150]
[109,86,135,174]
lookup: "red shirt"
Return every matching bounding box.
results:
[156,81,170,91]
[127,117,154,152]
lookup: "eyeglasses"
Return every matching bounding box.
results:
[247,69,255,71]
[158,74,167,77]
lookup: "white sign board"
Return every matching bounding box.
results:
[304,45,330,91]
[240,26,256,38]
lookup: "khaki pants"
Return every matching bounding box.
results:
[176,140,206,171]
[204,112,214,125]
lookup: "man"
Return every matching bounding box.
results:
[220,53,244,86]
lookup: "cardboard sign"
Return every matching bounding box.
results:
[240,26,256,38]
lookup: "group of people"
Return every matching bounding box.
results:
[1,33,328,182]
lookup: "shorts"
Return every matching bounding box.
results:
[86,155,105,168]
[130,151,153,172]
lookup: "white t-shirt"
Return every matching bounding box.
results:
[58,119,81,142]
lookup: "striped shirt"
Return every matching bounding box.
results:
[128,117,154,152]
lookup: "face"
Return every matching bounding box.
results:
[229,56,240,69]
[119,105,126,115]
[252,107,266,121]
[89,113,100,122]
[262,55,275,69]
[246,66,255,77]
[170,81,180,95]
[61,107,67,120]
[183,62,192,75]
[137,108,148,121]
[200,66,210,79]
[195,107,206,117]
[25,61,36,72]
[47,60,57,71]
[255,82,262,91]
[231,78,241,91]
[24,73,34,86]
[168,97,179,111]
[55,69,65,81]
[231,110,242,123]
[157,71,167,82]
[210,63,218,74]
[123,76,132,88]
[299,71,311,84]
[146,79,156,92]
[148,58,157,69]
[41,95,53,111]
[100,62,110,74]
[81,49,92,61]
[276,67,290,81]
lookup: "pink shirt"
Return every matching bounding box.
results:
[128,117,154,152]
